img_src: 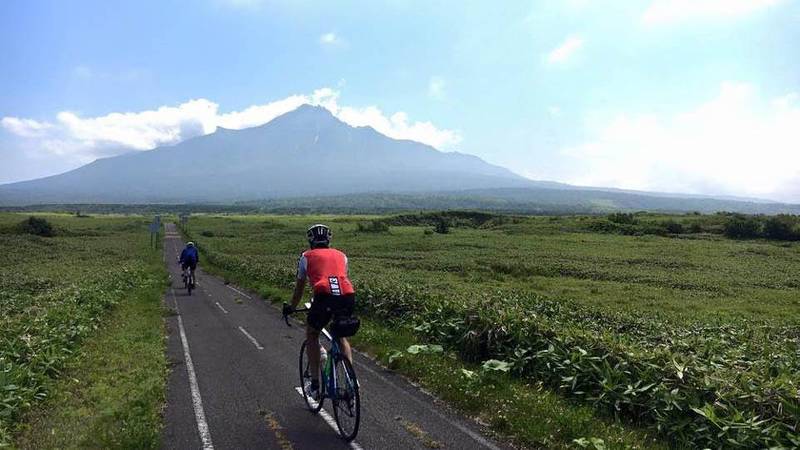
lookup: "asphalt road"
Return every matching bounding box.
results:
[161,223,509,450]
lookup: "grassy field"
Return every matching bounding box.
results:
[181,212,800,449]
[0,213,167,448]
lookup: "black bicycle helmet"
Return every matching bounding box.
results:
[307,224,332,247]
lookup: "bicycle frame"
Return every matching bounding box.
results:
[288,305,349,402]
[286,301,361,440]
[320,328,342,400]
[184,265,195,294]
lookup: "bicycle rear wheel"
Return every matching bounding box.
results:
[332,356,360,441]
[299,340,324,413]
[186,269,195,295]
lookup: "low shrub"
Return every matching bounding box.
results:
[763,215,799,241]
[723,215,762,239]
[434,219,450,234]
[661,220,684,234]
[386,211,499,228]
[585,219,635,235]
[356,220,390,233]
[17,216,54,237]
[607,212,637,225]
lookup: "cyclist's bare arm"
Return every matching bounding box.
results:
[290,278,305,310]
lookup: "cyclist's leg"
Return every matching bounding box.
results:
[307,297,332,387]
[335,294,356,363]
[306,325,321,384]
[339,338,353,363]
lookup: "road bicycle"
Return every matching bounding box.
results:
[182,266,195,295]
[284,304,361,441]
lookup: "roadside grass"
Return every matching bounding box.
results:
[0,213,167,448]
[351,319,664,449]
[13,281,167,449]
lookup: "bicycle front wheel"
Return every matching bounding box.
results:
[299,340,324,413]
[332,356,360,441]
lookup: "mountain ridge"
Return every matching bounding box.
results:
[0,104,797,214]
[0,105,533,204]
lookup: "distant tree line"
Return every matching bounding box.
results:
[588,212,800,241]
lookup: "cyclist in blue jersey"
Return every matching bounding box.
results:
[179,242,199,282]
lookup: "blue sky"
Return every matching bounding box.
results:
[2,0,799,200]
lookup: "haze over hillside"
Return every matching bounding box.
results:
[1,105,798,214]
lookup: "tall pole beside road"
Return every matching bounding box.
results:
[149,215,161,249]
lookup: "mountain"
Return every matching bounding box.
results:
[0,104,798,214]
[0,105,539,205]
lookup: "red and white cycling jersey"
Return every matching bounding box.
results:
[297,248,355,296]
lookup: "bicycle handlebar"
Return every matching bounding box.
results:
[283,306,310,327]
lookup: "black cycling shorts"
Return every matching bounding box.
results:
[307,293,355,331]
[182,262,197,271]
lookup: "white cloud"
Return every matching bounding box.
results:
[53,99,219,150]
[1,88,462,164]
[545,35,584,65]
[1,117,52,137]
[560,82,800,201]
[334,106,462,149]
[642,0,784,25]
[216,95,308,130]
[320,32,340,45]
[428,77,445,100]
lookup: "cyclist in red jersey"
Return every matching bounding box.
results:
[284,224,355,398]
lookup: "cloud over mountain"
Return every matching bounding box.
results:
[0,105,517,205]
[1,88,462,167]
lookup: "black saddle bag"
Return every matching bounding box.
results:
[330,316,361,337]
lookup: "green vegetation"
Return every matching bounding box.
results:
[0,213,167,447]
[354,319,662,449]
[16,216,55,237]
[181,212,800,449]
[356,220,390,233]
[588,211,800,241]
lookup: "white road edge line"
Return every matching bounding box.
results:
[238,326,264,350]
[215,302,228,314]
[171,289,214,450]
[293,387,364,450]
[227,285,252,299]
[354,360,501,450]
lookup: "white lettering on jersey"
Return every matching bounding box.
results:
[328,276,341,296]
